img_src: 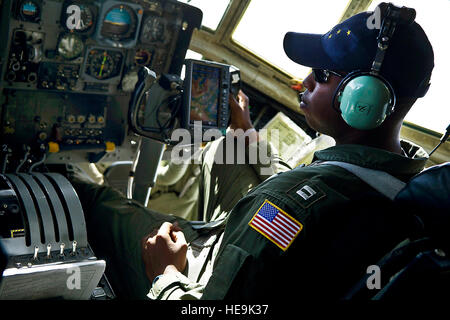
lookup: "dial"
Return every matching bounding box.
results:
[140,16,166,43]
[85,49,123,80]
[19,0,40,22]
[134,49,152,66]
[62,2,96,33]
[101,5,137,40]
[58,33,84,60]
[88,51,114,80]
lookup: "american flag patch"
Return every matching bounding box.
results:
[249,200,303,251]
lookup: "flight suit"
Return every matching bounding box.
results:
[72,138,428,300]
[71,135,286,299]
[148,141,428,300]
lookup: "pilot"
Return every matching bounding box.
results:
[72,4,434,300]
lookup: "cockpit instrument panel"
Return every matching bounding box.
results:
[1,0,196,95]
[0,0,202,167]
[0,0,202,300]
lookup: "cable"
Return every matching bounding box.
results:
[28,144,47,173]
[428,123,450,157]
[127,137,143,199]
[134,85,182,139]
[154,74,183,140]
[158,95,181,126]
[155,91,183,142]
[1,153,9,174]
[28,153,46,173]
[15,146,30,173]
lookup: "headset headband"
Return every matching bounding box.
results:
[371,3,416,75]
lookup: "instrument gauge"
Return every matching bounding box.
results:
[141,16,166,43]
[19,0,40,22]
[58,33,84,60]
[85,49,123,80]
[101,5,137,40]
[62,2,97,33]
[134,49,152,66]
[88,51,114,80]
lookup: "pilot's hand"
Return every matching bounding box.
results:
[229,90,254,132]
[141,222,188,284]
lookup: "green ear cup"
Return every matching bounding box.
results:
[338,75,392,130]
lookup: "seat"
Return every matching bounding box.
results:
[344,162,450,300]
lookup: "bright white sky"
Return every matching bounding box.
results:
[182,0,450,134]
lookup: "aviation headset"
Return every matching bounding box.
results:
[332,3,417,130]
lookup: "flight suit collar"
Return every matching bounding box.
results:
[312,140,428,175]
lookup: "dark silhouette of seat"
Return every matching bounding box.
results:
[344,162,450,300]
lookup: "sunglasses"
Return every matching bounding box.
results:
[312,69,346,83]
[298,69,346,103]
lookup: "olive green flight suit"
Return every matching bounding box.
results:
[148,140,428,300]
[200,141,428,300]
[71,136,287,299]
[72,138,428,300]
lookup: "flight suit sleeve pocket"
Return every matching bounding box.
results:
[201,244,250,300]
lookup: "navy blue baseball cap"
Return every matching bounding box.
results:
[283,10,434,98]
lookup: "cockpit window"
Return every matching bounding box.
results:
[369,0,449,134]
[232,0,349,79]
[179,0,232,31]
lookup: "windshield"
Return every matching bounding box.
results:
[232,0,349,79]
[232,0,448,133]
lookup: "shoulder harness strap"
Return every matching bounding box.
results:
[322,161,406,200]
